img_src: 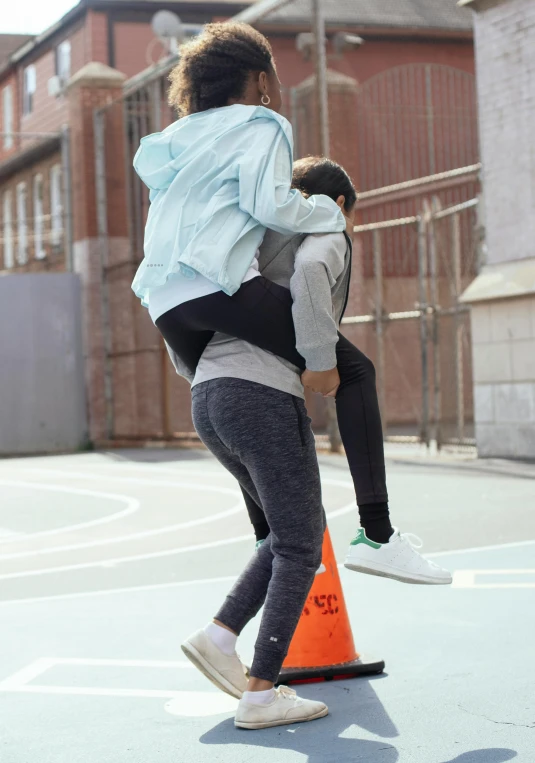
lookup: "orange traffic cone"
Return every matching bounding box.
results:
[278,528,385,683]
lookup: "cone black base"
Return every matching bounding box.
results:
[277,653,385,684]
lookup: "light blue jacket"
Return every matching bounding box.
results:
[131,104,345,305]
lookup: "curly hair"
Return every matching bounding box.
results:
[168,23,276,117]
[292,157,358,213]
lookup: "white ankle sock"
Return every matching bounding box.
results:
[242,688,276,706]
[204,622,237,656]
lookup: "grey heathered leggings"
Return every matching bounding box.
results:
[191,378,325,683]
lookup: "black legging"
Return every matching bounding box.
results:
[156,276,390,538]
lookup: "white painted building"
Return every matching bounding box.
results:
[461,0,535,457]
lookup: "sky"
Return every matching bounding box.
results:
[1,0,78,35]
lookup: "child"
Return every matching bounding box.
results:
[133,23,450,584]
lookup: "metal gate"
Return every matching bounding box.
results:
[334,64,481,449]
[342,176,482,449]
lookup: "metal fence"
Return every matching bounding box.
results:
[342,173,482,449]
[92,57,481,447]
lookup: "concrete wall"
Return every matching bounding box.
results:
[462,0,535,457]
[471,295,535,456]
[0,273,87,454]
[473,0,535,266]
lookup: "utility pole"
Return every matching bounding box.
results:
[312,0,329,156]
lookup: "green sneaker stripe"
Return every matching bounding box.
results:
[350,528,382,549]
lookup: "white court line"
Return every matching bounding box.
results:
[7,686,201,699]
[0,657,193,690]
[0,658,56,690]
[44,658,195,668]
[1,685,239,713]
[0,533,252,580]
[0,479,355,576]
[452,568,535,589]
[0,574,240,606]
[0,481,140,544]
[0,528,26,540]
[425,538,535,558]
[0,656,238,714]
[3,540,535,608]
[0,488,244,561]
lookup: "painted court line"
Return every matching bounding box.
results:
[0,656,239,715]
[0,480,355,577]
[426,538,535,558]
[0,658,56,690]
[452,568,535,589]
[3,539,535,607]
[0,528,26,540]
[0,493,244,561]
[0,657,194,691]
[0,574,241,607]
[0,481,140,544]
[39,657,195,668]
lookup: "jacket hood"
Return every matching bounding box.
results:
[133,104,291,192]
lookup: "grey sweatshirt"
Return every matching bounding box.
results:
[166,230,352,397]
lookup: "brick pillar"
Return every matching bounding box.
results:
[66,62,127,442]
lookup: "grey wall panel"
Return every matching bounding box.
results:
[0,274,88,454]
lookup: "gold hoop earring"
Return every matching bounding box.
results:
[261,94,271,106]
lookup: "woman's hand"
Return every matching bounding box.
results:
[302,368,340,398]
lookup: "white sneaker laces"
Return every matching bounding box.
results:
[277,686,297,701]
[399,533,443,569]
[399,532,423,550]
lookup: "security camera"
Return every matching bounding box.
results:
[296,31,364,62]
[296,32,315,61]
[332,32,365,57]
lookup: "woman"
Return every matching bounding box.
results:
[134,23,451,586]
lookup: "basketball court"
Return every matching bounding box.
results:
[0,449,534,763]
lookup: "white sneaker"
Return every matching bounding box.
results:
[181,629,249,699]
[256,539,326,574]
[344,528,452,585]
[235,686,328,729]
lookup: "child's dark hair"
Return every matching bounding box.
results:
[168,23,275,117]
[292,157,357,213]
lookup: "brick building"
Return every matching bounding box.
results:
[461,0,535,457]
[0,0,477,448]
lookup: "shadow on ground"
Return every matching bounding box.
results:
[441,751,517,763]
[201,676,399,763]
[103,448,211,463]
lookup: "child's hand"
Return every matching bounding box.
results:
[302,368,340,398]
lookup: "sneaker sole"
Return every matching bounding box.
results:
[235,705,328,729]
[344,561,452,585]
[181,640,244,700]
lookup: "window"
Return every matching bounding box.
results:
[50,164,63,247]
[2,86,13,148]
[16,182,28,264]
[23,65,36,116]
[2,191,14,269]
[55,41,71,82]
[33,174,45,259]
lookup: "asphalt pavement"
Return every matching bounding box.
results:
[0,448,534,763]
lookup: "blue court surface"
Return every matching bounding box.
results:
[0,449,534,763]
